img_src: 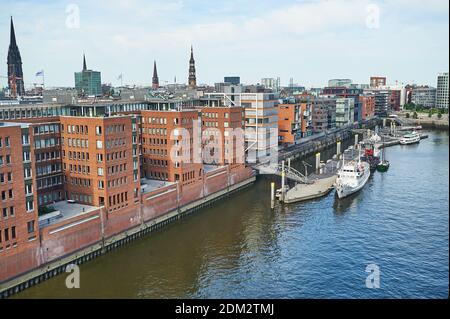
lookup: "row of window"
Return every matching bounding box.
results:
[34,137,61,149]
[36,150,61,162]
[33,124,60,135]
[105,124,126,135]
[0,172,13,183]
[106,151,127,161]
[141,127,168,135]
[0,137,11,148]
[66,164,91,175]
[107,177,128,189]
[67,151,90,161]
[0,155,12,166]
[105,138,127,149]
[142,117,168,125]
[141,138,168,146]
[144,159,169,167]
[108,192,128,207]
[107,164,128,175]
[68,192,93,204]
[0,226,16,246]
[64,138,89,148]
[36,163,62,177]
[0,107,60,120]
[63,124,89,135]
[38,191,63,206]
[142,148,169,157]
[1,206,15,219]
[37,175,63,190]
[1,189,13,201]
[69,177,91,187]
[146,171,168,180]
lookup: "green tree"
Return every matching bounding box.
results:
[412,112,418,119]
[428,110,432,118]
[405,113,410,118]
[437,111,442,119]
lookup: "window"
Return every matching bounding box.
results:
[26,200,34,212]
[97,167,104,176]
[5,136,10,147]
[25,184,33,195]
[96,140,103,149]
[96,126,102,135]
[11,226,16,239]
[22,134,29,145]
[24,168,32,179]
[23,151,31,162]
[98,180,104,189]
[27,220,35,233]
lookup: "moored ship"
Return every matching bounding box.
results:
[399,131,421,145]
[334,158,371,199]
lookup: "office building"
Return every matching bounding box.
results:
[436,73,449,109]
[74,55,102,97]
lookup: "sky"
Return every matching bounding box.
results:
[0,0,449,89]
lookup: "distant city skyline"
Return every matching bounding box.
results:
[0,0,448,88]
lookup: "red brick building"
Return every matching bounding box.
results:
[59,116,140,213]
[0,123,39,261]
[201,106,244,167]
[140,110,202,186]
[359,95,376,120]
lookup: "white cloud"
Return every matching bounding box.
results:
[0,0,447,88]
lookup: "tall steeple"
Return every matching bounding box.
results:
[7,16,25,97]
[83,53,87,71]
[152,60,159,89]
[188,45,196,89]
[10,16,17,47]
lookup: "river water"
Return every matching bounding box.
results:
[16,130,449,298]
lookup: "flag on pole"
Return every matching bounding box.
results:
[117,74,123,80]
[35,70,44,76]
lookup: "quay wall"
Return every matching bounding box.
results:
[0,166,255,298]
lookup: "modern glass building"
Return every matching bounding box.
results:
[74,55,102,97]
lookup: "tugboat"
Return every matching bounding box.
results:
[334,153,371,199]
[360,141,380,172]
[376,137,390,172]
[399,131,421,145]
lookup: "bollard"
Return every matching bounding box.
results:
[354,134,359,147]
[315,152,320,172]
[271,182,275,209]
[336,141,341,155]
[281,160,285,203]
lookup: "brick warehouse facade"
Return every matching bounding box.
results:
[0,104,255,286]
[0,123,40,279]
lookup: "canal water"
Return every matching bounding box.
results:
[16,131,449,298]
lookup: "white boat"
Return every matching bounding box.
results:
[334,158,371,199]
[399,131,420,145]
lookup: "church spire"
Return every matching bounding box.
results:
[7,16,25,97]
[152,60,159,89]
[10,16,17,47]
[83,53,87,71]
[188,45,196,89]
